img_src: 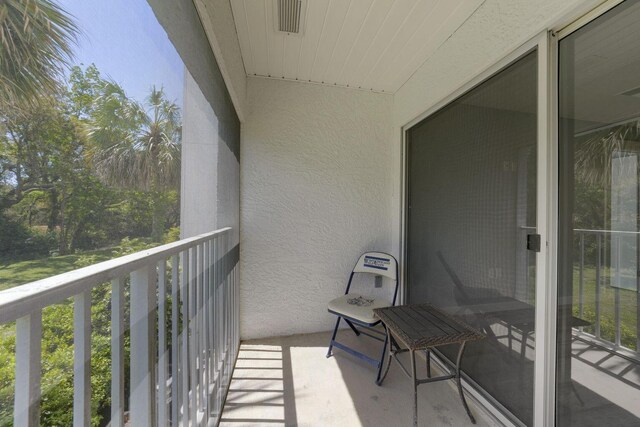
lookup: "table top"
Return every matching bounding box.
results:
[373,304,485,350]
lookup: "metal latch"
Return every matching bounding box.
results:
[527,234,541,252]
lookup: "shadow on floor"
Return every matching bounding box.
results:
[219,330,494,426]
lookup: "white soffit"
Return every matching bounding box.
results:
[231,0,484,93]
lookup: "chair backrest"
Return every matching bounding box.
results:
[352,252,398,281]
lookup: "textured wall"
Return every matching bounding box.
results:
[241,77,394,339]
[394,0,593,128]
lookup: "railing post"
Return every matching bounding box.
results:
[157,260,168,426]
[130,265,157,427]
[111,278,125,427]
[74,291,91,427]
[14,310,42,427]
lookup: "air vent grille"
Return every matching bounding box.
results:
[278,0,302,34]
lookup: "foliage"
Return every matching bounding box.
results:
[0,211,30,256]
[0,235,151,425]
[0,0,78,108]
[0,4,182,422]
[163,226,181,244]
[90,83,182,241]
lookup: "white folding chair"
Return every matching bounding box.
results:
[326,252,399,384]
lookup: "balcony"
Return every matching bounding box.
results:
[0,228,499,426]
[3,0,640,426]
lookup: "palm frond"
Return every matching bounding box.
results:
[0,0,79,108]
[575,119,640,185]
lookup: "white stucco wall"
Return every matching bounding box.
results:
[240,77,394,339]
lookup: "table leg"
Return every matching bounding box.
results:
[411,349,418,427]
[426,349,431,378]
[520,329,530,360]
[455,342,475,424]
[376,324,393,386]
[375,325,389,385]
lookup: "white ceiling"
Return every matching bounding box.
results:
[230,0,484,93]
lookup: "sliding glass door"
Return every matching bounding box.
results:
[557,1,640,425]
[406,50,538,425]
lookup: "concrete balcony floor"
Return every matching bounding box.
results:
[219,330,497,426]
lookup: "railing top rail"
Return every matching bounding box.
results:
[573,228,640,235]
[520,225,640,235]
[0,227,231,324]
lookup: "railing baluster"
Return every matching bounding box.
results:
[216,236,223,414]
[213,238,222,415]
[197,243,206,420]
[14,310,42,426]
[157,260,168,426]
[615,236,622,347]
[189,247,198,424]
[111,278,125,427]
[74,291,91,427]
[596,234,602,338]
[206,240,213,417]
[180,250,190,424]
[170,255,179,427]
[202,241,211,420]
[130,266,157,427]
[224,233,230,383]
[579,232,584,327]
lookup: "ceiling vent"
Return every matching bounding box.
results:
[277,0,303,34]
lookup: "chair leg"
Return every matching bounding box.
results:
[326,317,341,358]
[344,319,361,336]
[375,326,389,385]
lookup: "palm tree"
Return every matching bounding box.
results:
[0,0,78,108]
[91,85,181,241]
[575,119,640,185]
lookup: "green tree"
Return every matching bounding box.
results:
[0,98,115,254]
[0,0,78,108]
[90,85,181,241]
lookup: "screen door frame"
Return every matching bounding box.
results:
[398,32,556,427]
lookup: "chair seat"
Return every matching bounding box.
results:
[328,293,391,324]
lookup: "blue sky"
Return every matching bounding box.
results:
[59,0,184,107]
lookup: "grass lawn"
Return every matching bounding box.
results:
[573,265,638,350]
[0,249,114,291]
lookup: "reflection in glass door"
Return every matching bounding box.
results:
[558,1,640,425]
[406,50,538,425]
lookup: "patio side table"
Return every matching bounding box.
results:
[373,304,485,426]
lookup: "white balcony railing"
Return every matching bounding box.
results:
[0,227,239,426]
[574,228,640,358]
